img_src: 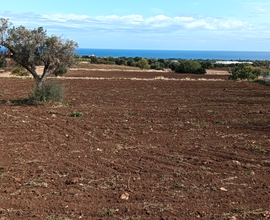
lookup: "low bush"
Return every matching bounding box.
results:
[11,67,29,76]
[29,80,64,104]
[0,57,7,68]
[229,65,261,80]
[195,67,206,74]
[53,64,68,76]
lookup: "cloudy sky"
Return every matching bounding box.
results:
[1,0,270,51]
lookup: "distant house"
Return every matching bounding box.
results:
[214,61,253,65]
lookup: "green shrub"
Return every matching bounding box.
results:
[175,60,205,74]
[70,111,83,117]
[29,80,64,104]
[11,67,29,76]
[229,65,260,80]
[12,98,29,104]
[0,57,7,68]
[138,59,150,69]
[195,67,207,74]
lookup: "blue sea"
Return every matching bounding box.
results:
[76,48,270,61]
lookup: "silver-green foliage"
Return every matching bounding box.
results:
[260,69,270,78]
[29,80,64,104]
[0,18,78,89]
[229,65,261,80]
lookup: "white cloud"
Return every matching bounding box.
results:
[92,14,245,30]
[0,11,246,31]
[42,14,90,22]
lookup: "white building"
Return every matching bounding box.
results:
[214,61,253,65]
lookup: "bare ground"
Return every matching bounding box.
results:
[0,70,269,220]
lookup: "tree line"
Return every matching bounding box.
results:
[78,55,270,74]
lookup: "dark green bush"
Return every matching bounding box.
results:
[175,60,205,74]
[90,56,99,64]
[0,57,7,68]
[195,67,207,74]
[53,64,68,76]
[229,65,261,80]
[150,62,164,70]
[29,80,64,104]
[127,59,135,66]
[169,62,180,71]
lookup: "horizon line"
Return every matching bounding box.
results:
[77,48,270,53]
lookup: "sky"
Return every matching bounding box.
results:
[1,0,270,51]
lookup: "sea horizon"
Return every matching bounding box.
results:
[76,48,270,61]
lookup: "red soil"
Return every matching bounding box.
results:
[0,72,269,219]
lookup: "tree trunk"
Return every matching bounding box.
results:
[36,76,47,90]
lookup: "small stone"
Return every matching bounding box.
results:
[71,177,79,184]
[220,187,227,192]
[14,177,21,182]
[232,160,241,165]
[52,114,56,118]
[120,192,129,200]
[66,177,79,185]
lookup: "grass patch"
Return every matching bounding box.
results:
[70,111,83,117]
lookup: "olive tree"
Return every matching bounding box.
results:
[138,58,150,69]
[0,18,78,89]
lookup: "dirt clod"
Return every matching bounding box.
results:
[120,192,129,200]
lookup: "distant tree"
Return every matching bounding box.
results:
[229,65,261,80]
[169,62,180,71]
[107,56,115,62]
[138,58,150,69]
[134,56,141,62]
[90,56,99,64]
[115,58,125,65]
[200,61,212,69]
[0,18,78,90]
[176,60,204,74]
[150,62,164,70]
[127,59,135,67]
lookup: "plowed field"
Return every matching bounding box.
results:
[0,71,269,220]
